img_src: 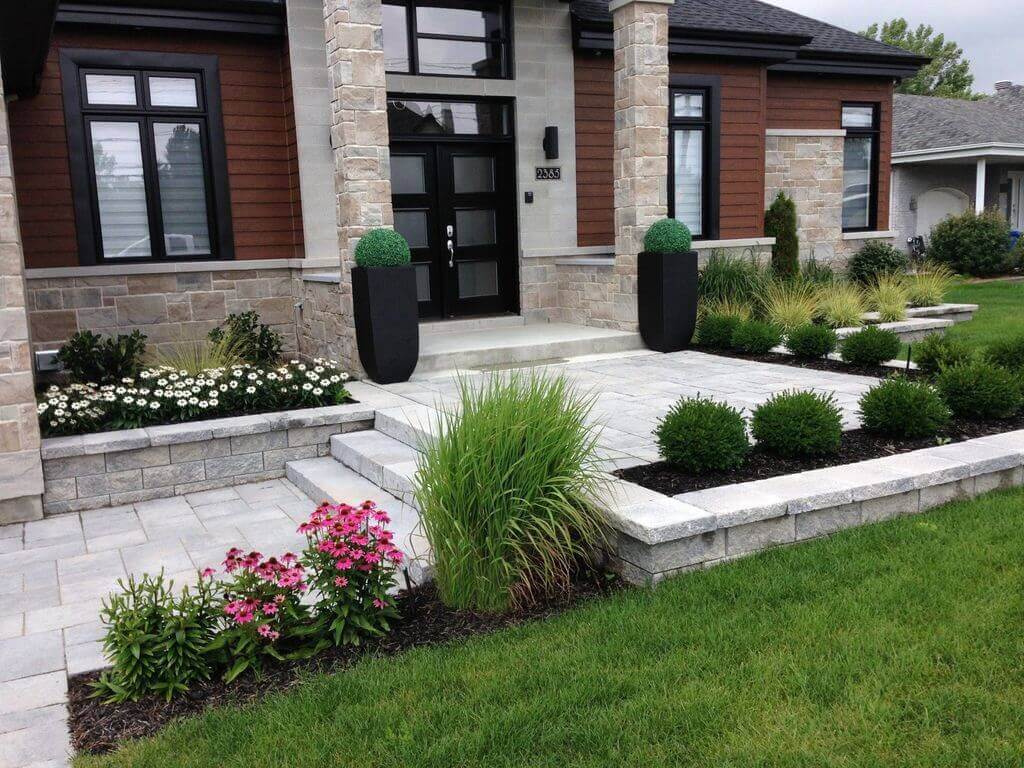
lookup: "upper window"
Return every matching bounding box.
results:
[668,83,719,240]
[60,51,233,264]
[383,0,511,79]
[842,103,880,232]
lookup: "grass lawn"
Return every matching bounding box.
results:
[943,279,1024,348]
[79,488,1024,768]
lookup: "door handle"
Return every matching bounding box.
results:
[446,239,454,268]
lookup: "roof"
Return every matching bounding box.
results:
[894,88,1024,154]
[570,0,927,71]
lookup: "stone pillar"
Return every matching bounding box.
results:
[610,0,671,331]
[323,0,394,372]
[0,65,44,523]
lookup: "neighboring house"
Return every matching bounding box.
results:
[0,1,923,517]
[892,82,1024,247]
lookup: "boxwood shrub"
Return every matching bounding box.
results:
[936,361,1023,420]
[354,228,411,267]
[643,218,692,253]
[697,313,741,350]
[785,323,838,359]
[928,209,1011,276]
[732,320,783,355]
[913,333,974,376]
[655,396,749,472]
[839,325,902,367]
[858,377,950,439]
[847,241,909,285]
[986,334,1024,371]
[751,390,843,458]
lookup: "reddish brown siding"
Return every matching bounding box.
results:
[9,28,303,268]
[573,53,767,247]
[767,72,893,230]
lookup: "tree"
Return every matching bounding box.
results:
[765,192,798,279]
[860,19,976,99]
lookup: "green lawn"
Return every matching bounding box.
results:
[81,488,1024,768]
[942,279,1024,348]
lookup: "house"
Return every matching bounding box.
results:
[0,0,923,520]
[891,82,1024,246]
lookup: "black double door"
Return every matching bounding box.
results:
[390,141,517,319]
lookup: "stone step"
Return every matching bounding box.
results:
[416,321,645,374]
[835,316,953,343]
[420,314,525,336]
[331,431,420,506]
[374,404,438,450]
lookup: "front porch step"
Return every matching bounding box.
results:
[331,431,420,504]
[420,314,525,336]
[416,321,645,374]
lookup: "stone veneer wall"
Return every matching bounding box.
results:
[25,267,298,359]
[296,276,350,364]
[0,66,44,524]
[765,133,844,263]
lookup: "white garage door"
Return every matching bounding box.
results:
[918,187,970,241]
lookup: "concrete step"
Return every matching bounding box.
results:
[374,404,438,450]
[331,431,420,506]
[836,316,953,343]
[420,314,525,336]
[416,321,645,374]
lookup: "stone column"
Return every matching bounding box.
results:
[323,0,394,372]
[610,0,671,331]
[0,64,44,524]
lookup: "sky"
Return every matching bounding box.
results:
[767,0,1023,95]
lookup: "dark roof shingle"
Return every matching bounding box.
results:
[894,89,1024,153]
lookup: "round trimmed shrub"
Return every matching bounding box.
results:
[913,333,974,376]
[839,325,902,367]
[751,390,843,458]
[858,377,950,439]
[785,323,838,359]
[354,228,411,268]
[643,218,692,254]
[928,209,1011,276]
[732,320,783,355]
[847,241,909,285]
[936,361,1023,420]
[655,396,749,472]
[986,334,1024,371]
[697,313,741,350]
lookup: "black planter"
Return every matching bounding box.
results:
[352,264,419,384]
[638,250,698,353]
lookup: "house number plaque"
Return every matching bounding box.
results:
[535,167,561,180]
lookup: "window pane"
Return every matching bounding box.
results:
[843,136,873,229]
[394,210,429,248]
[417,39,502,77]
[457,261,498,298]
[383,4,410,72]
[414,263,431,302]
[455,209,496,246]
[149,77,199,108]
[153,123,211,256]
[391,155,426,194]
[673,129,703,237]
[842,105,875,129]
[673,92,703,119]
[388,99,509,136]
[415,5,503,37]
[85,74,137,106]
[452,156,494,193]
[90,121,151,259]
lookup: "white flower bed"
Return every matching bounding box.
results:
[38,359,351,437]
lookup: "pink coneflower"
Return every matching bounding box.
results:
[372,598,387,609]
[333,576,348,588]
[200,567,216,578]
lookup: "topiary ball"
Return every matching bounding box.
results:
[643,218,692,254]
[655,396,749,473]
[751,390,843,458]
[354,228,411,268]
[858,376,950,439]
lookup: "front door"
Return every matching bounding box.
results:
[390,142,517,318]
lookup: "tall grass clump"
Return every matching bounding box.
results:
[698,251,769,305]
[414,373,608,613]
[815,282,865,328]
[759,279,819,331]
[905,262,955,308]
[866,274,909,322]
[148,335,246,375]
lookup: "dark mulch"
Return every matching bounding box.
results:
[68,573,622,756]
[617,414,1024,497]
[703,347,925,380]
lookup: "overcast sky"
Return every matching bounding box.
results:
[767,0,1022,95]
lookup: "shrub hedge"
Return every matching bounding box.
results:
[655,396,749,472]
[858,377,951,439]
[751,390,843,458]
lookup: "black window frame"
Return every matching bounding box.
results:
[60,49,234,266]
[383,0,513,80]
[841,101,880,234]
[668,75,720,241]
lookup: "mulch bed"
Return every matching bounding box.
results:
[68,573,622,756]
[703,347,923,380]
[617,413,1024,497]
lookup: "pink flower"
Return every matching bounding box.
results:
[262,602,278,615]
[335,558,353,571]
[257,624,280,641]
[372,598,387,609]
[200,567,216,578]
[333,576,348,588]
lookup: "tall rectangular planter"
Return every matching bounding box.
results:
[352,264,419,384]
[638,250,698,353]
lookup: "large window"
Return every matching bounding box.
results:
[60,51,233,264]
[383,0,511,78]
[842,103,880,232]
[668,79,719,240]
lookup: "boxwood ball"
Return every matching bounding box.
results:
[643,218,692,254]
[354,228,412,268]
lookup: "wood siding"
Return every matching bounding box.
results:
[573,53,767,247]
[8,28,303,268]
[766,72,893,231]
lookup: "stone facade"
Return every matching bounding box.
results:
[24,266,298,359]
[0,67,44,524]
[611,0,671,331]
[556,261,619,327]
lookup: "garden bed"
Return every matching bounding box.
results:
[617,413,1024,497]
[67,574,621,755]
[699,347,919,380]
